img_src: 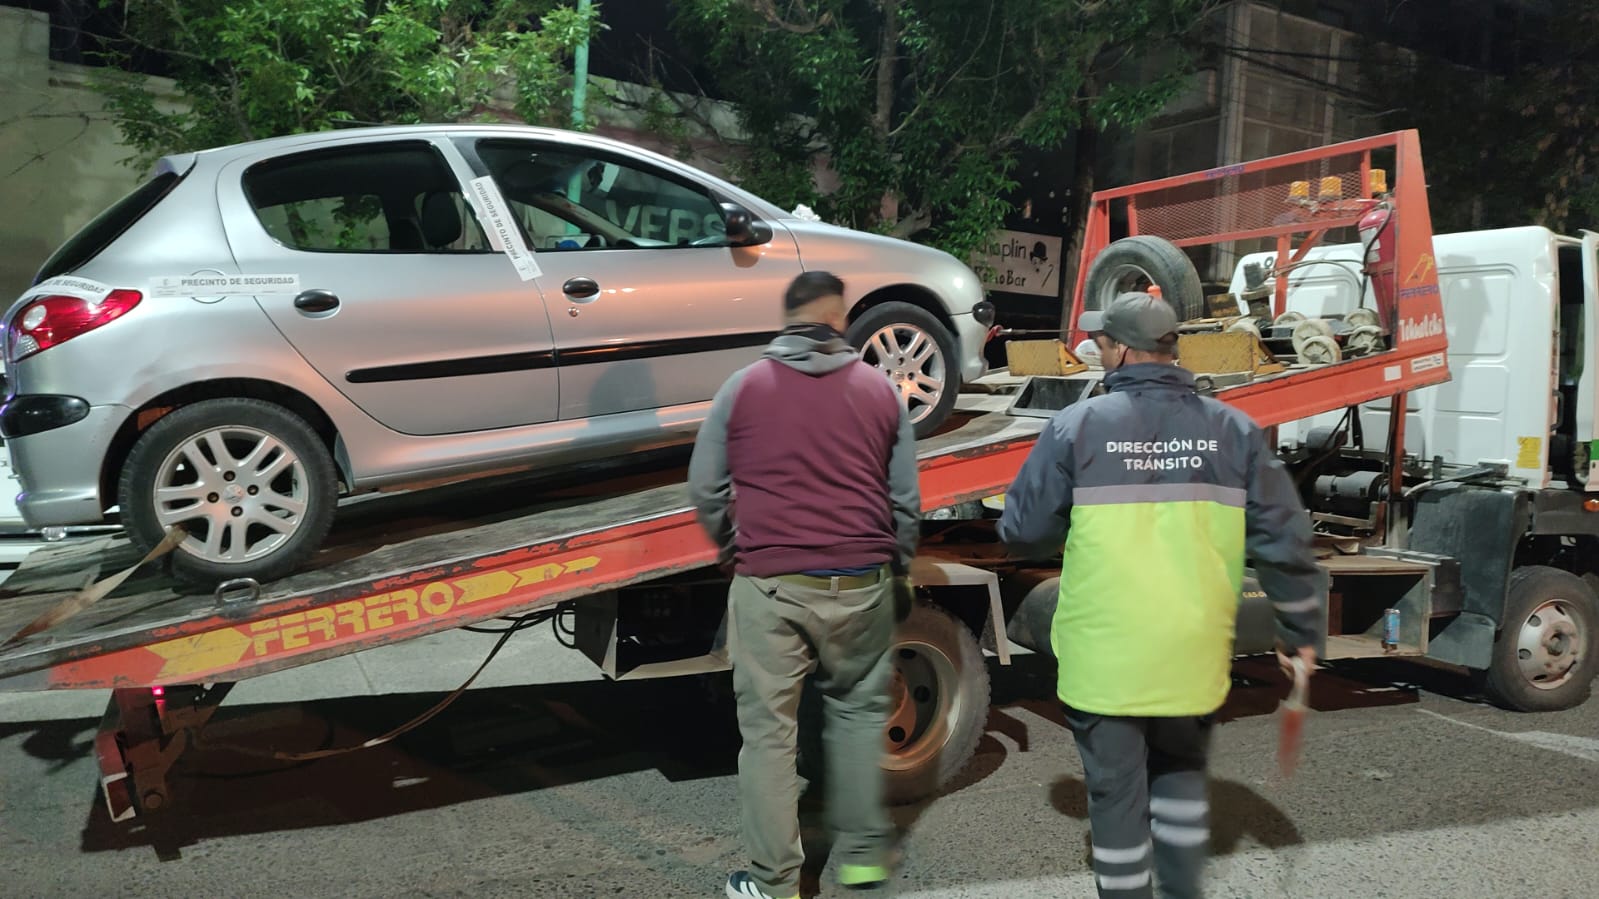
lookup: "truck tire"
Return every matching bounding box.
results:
[846,301,961,439]
[1082,235,1206,323]
[794,602,990,805]
[1482,566,1597,712]
[119,398,339,587]
[882,602,990,804]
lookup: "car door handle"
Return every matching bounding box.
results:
[293,289,340,314]
[563,277,600,302]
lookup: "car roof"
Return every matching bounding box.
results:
[180,123,596,160]
[165,124,790,219]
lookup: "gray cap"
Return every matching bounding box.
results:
[1079,291,1179,351]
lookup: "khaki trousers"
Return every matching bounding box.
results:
[727,569,896,897]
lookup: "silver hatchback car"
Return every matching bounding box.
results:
[2,125,995,584]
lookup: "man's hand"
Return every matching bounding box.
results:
[893,576,915,622]
[1276,643,1317,679]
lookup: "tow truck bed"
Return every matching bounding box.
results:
[0,395,1043,691]
[3,131,1467,825]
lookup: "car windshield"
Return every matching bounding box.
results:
[474,139,730,249]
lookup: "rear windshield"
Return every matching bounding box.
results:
[35,169,185,282]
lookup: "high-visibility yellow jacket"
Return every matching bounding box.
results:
[998,363,1326,717]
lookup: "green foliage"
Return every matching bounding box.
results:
[1364,0,1599,233]
[671,0,1211,260]
[90,0,600,167]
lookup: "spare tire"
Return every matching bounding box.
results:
[1082,235,1205,322]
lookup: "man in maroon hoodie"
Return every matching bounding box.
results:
[689,271,921,899]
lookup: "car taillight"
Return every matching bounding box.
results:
[8,289,142,362]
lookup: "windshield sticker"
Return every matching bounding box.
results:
[467,176,542,281]
[148,274,302,298]
[31,276,113,302]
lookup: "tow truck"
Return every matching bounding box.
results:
[2,131,1583,827]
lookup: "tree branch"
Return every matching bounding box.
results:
[222,67,255,141]
[888,0,998,140]
[746,0,833,35]
[597,38,779,169]
[0,97,108,130]
[888,206,932,239]
[872,0,901,137]
[6,115,93,177]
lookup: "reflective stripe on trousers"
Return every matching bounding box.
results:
[1064,706,1216,899]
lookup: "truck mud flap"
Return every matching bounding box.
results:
[1410,483,1523,623]
[1410,484,1527,668]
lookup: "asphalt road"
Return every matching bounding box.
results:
[1,626,1595,899]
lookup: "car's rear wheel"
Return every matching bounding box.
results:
[118,398,338,586]
[847,302,961,439]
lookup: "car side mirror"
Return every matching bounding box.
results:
[719,201,771,247]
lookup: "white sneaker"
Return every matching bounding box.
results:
[724,871,798,899]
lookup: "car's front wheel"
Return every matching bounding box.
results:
[846,301,961,439]
[118,398,338,586]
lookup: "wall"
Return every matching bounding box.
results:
[0,7,763,309]
[1110,1,1384,280]
[0,7,174,304]
[0,1,1462,302]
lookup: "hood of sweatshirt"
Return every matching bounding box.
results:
[760,323,860,376]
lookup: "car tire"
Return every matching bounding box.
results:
[1082,235,1206,322]
[1482,565,1597,712]
[118,398,338,587]
[846,302,961,439]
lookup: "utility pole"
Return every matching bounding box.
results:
[571,0,593,129]
[565,0,594,235]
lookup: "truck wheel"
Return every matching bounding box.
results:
[118,398,339,587]
[1082,235,1206,322]
[1482,566,1597,711]
[882,602,990,804]
[793,603,990,803]
[846,302,961,439]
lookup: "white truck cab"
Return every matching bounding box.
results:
[1215,226,1599,712]
[1229,226,1599,490]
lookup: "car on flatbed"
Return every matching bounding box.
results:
[0,124,997,586]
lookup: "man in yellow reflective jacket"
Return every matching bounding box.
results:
[998,291,1326,899]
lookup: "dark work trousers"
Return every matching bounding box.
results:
[1063,706,1217,899]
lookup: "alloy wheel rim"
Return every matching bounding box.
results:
[862,323,947,424]
[152,426,308,564]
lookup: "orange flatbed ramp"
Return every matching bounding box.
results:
[0,396,1042,691]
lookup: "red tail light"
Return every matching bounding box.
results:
[8,289,142,361]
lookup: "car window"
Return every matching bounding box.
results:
[471,138,729,251]
[242,141,491,254]
[36,169,185,281]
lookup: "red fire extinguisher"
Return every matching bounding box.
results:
[1358,200,1396,316]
